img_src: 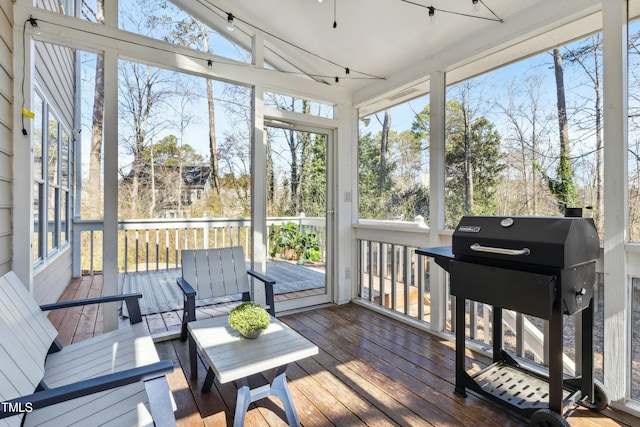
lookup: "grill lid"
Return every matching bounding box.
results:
[452,216,600,269]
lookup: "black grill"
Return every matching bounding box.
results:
[451,215,600,316]
[417,214,606,425]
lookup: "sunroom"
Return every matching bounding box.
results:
[3,0,640,425]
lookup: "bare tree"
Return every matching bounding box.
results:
[564,36,603,231]
[119,62,173,216]
[164,18,221,193]
[165,81,198,216]
[82,0,105,215]
[549,48,577,209]
[495,75,556,215]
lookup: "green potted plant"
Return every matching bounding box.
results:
[269,222,300,260]
[228,302,271,338]
[269,223,322,264]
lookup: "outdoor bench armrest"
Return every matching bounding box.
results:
[0,360,174,420]
[176,277,196,297]
[40,293,144,324]
[247,270,276,316]
[177,277,197,341]
[247,269,275,286]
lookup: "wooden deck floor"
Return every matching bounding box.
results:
[48,275,640,427]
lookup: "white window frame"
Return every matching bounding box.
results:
[33,86,72,268]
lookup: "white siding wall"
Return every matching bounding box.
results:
[32,38,75,303]
[0,0,13,276]
[33,249,72,303]
[30,1,76,303]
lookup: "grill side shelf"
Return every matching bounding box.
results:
[415,246,453,272]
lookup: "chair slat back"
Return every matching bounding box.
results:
[181,247,250,299]
[0,315,45,427]
[0,272,58,368]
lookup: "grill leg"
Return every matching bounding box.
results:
[549,300,563,414]
[492,307,502,363]
[581,302,594,401]
[455,296,467,397]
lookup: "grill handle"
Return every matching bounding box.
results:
[470,243,531,256]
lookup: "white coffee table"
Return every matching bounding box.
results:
[188,314,318,426]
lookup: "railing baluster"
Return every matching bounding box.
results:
[145,229,149,271]
[483,303,491,345]
[203,222,209,248]
[183,227,187,251]
[417,253,425,320]
[516,312,524,356]
[404,247,411,316]
[175,228,179,268]
[135,230,139,273]
[124,229,128,272]
[155,229,159,271]
[380,243,387,307]
[368,241,374,303]
[165,229,169,270]
[391,244,397,311]
[470,301,477,340]
[90,230,94,275]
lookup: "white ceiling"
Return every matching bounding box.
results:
[176,0,603,110]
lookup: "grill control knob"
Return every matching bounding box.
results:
[577,288,587,296]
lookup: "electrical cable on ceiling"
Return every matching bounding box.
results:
[196,0,385,80]
[398,0,504,23]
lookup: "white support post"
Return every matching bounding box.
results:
[429,71,447,332]
[72,47,83,278]
[104,0,118,28]
[102,48,119,332]
[337,104,356,304]
[251,84,267,307]
[602,0,629,402]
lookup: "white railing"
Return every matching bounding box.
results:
[74,215,326,274]
[354,219,432,321]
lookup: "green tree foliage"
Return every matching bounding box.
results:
[119,135,205,216]
[407,101,503,227]
[358,132,396,219]
[300,133,327,217]
[445,99,504,227]
[359,109,430,221]
[140,135,203,167]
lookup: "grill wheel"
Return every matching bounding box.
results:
[529,408,570,427]
[580,379,609,412]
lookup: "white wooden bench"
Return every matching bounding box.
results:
[0,271,176,427]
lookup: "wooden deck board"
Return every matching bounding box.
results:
[47,274,640,427]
